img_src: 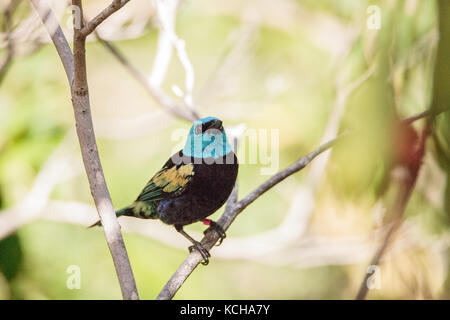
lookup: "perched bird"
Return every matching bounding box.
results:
[90,117,238,265]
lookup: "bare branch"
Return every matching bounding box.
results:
[401,107,449,125]
[401,109,431,124]
[83,0,201,122]
[156,136,340,300]
[92,28,199,121]
[29,0,74,84]
[79,0,130,37]
[149,0,180,87]
[0,0,16,84]
[153,0,197,112]
[0,44,13,85]
[29,0,138,300]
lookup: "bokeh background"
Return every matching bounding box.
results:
[0,0,449,299]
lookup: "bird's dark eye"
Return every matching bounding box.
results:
[195,124,202,135]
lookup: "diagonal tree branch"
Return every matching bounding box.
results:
[153,0,195,111]
[0,0,16,85]
[30,0,74,83]
[156,136,340,300]
[29,0,138,300]
[149,0,180,87]
[79,0,130,37]
[401,107,448,125]
[89,0,201,121]
[92,28,199,121]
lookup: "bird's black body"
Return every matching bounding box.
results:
[156,151,238,227]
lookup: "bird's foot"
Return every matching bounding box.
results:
[203,219,226,246]
[188,241,211,265]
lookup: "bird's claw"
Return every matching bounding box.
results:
[204,221,227,246]
[188,241,211,265]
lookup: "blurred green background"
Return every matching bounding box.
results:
[0,0,449,299]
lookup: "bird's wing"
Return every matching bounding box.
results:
[136,161,195,202]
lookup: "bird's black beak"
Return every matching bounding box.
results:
[209,119,223,130]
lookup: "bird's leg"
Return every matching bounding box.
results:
[202,219,226,246]
[175,225,211,265]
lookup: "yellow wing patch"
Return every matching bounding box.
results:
[153,163,195,193]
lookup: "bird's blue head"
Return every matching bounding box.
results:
[182,117,233,159]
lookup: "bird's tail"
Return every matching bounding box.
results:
[87,206,134,228]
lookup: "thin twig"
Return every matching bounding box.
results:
[92,29,199,121]
[401,107,449,125]
[0,1,16,84]
[149,0,180,87]
[30,0,74,84]
[0,50,13,86]
[401,109,432,124]
[80,0,130,37]
[153,0,196,111]
[156,136,340,300]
